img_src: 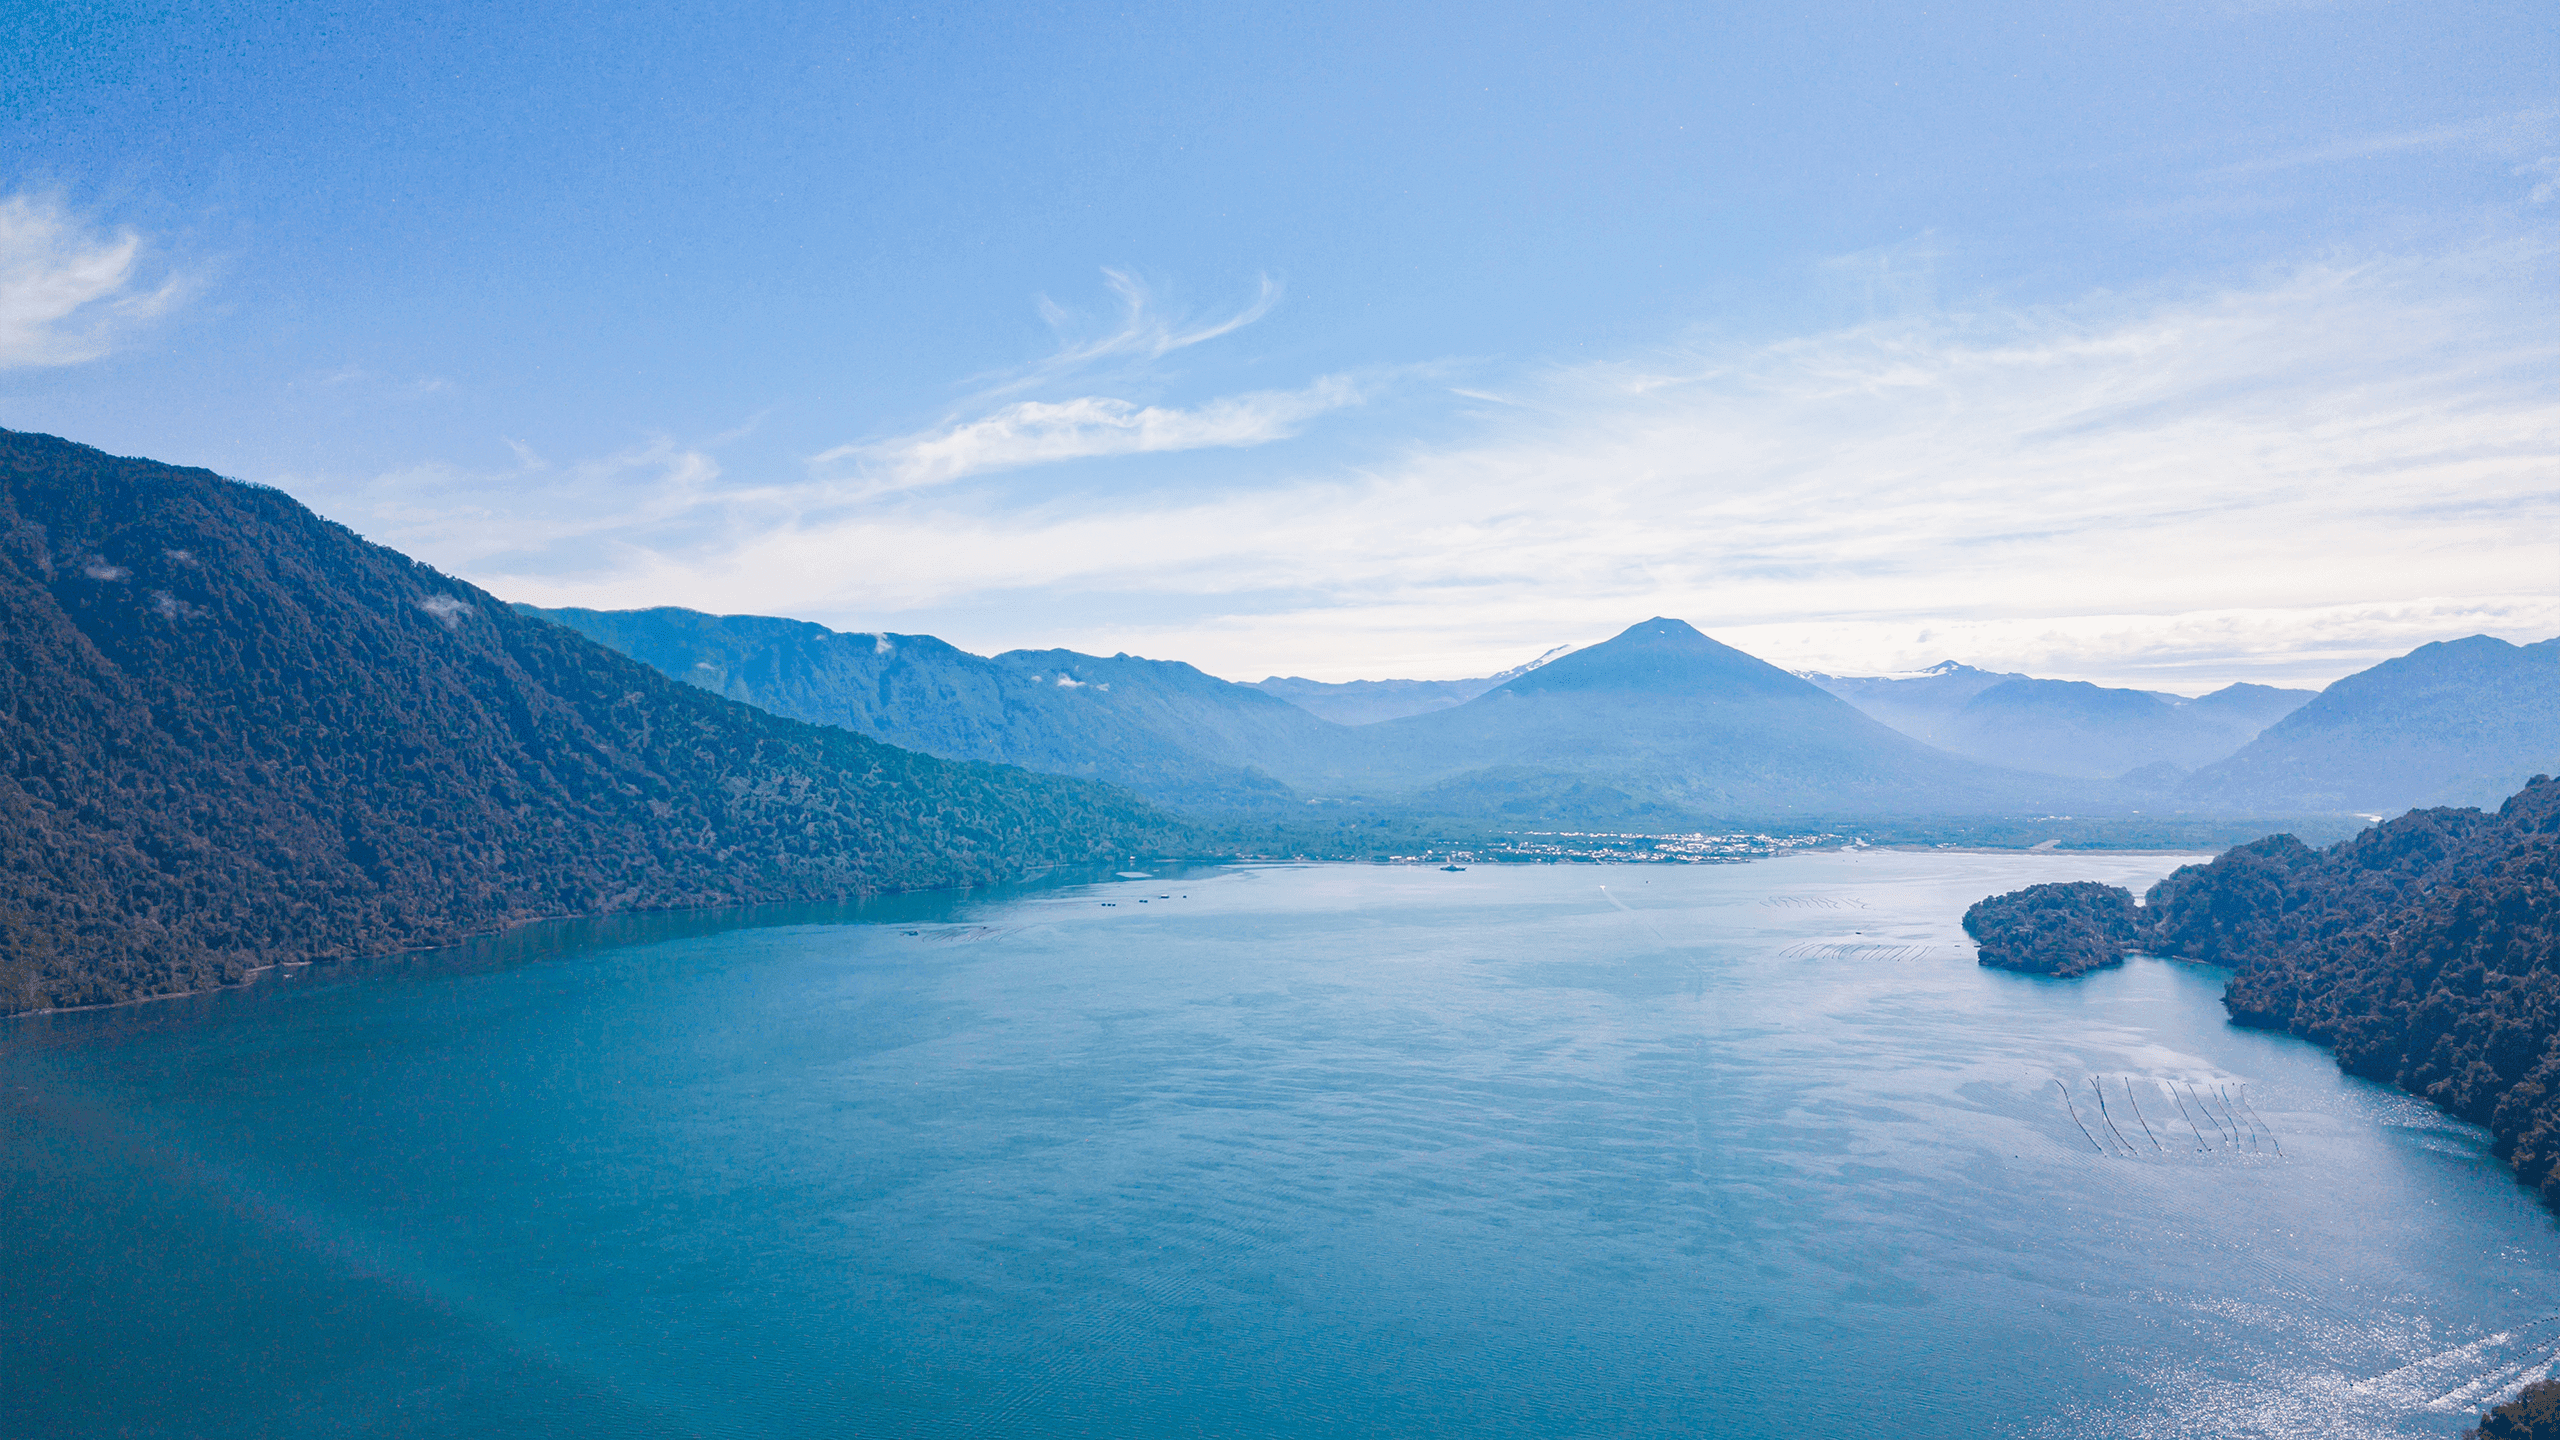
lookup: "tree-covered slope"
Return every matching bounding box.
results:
[1967,777,2560,1203]
[1963,881,2142,976]
[522,605,1301,809]
[995,647,1347,786]
[2149,777,2560,1196]
[2181,635,2558,813]
[0,431,1179,1014]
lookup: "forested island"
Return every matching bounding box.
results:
[1969,776,2560,1202]
[1961,881,2142,976]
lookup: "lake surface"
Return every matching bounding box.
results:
[5,851,2556,1438]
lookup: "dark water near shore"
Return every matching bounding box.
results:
[5,852,2556,1438]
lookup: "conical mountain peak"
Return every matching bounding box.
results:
[1492,617,1815,698]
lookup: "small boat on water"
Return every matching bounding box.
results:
[1440,864,1466,872]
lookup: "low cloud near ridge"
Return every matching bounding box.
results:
[319,237,2559,691]
[0,193,186,368]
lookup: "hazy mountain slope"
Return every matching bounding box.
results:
[1801,661,2020,743]
[2181,636,2558,813]
[0,430,1177,1014]
[1258,646,1576,725]
[1813,665,2316,779]
[1276,619,2066,819]
[523,606,1298,809]
[1936,677,2312,779]
[2187,681,2317,733]
[995,648,1347,784]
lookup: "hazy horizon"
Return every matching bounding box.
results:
[6,0,2553,689]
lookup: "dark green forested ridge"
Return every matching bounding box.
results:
[0,430,1181,1015]
[1970,776,2560,1203]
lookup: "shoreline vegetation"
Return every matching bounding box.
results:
[0,428,2446,1020]
[1974,776,2560,1429]
[2470,1379,2560,1439]
[2,829,2224,1022]
[1969,777,2560,1209]
[0,431,1182,1017]
[0,805,2332,1024]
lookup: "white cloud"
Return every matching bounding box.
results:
[2208,106,2558,179]
[0,193,185,368]
[277,434,758,581]
[2524,156,2560,204]
[327,237,2559,692]
[795,269,1327,491]
[1008,268,1279,390]
[824,376,1363,490]
[415,595,476,627]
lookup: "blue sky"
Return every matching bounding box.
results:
[4,0,2554,687]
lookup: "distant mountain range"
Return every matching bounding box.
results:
[1265,619,2065,821]
[2176,635,2558,813]
[1803,662,2317,779]
[542,599,2554,824]
[0,431,1175,1015]
[1257,646,1576,725]
[543,608,2077,822]
[522,606,1337,810]
[8,424,2544,1010]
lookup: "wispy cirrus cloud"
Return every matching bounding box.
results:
[821,376,1363,490]
[2524,155,2560,204]
[800,268,1340,493]
[2205,106,2557,179]
[279,434,762,580]
[316,236,2557,692]
[531,239,2555,686]
[0,192,188,368]
[1004,268,1280,392]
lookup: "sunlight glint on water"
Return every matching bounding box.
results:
[3,851,2553,1439]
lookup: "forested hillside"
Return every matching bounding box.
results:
[523,605,1303,809]
[1969,777,2560,1202]
[0,431,1180,1014]
[2146,778,2560,1197]
[2180,635,2557,812]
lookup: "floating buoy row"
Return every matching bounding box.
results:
[1777,941,1933,962]
[2055,1079,2104,1153]
[2058,1075,2281,1159]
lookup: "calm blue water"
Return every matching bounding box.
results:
[5,852,2555,1438]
